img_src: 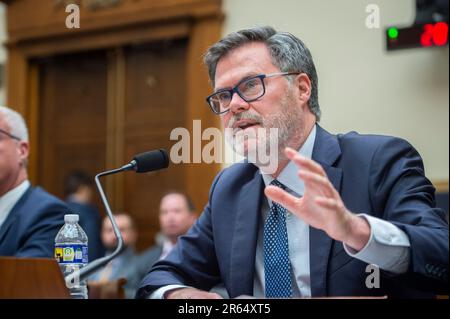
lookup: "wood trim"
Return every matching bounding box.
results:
[105,49,116,206]
[185,16,223,211]
[433,180,449,193]
[5,0,221,44]
[105,48,126,211]
[27,63,39,185]
[13,20,191,58]
[114,47,125,211]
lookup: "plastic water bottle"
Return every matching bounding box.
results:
[55,214,89,299]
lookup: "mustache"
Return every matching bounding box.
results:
[226,112,264,129]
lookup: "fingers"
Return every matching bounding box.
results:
[315,196,341,210]
[298,170,335,198]
[285,147,338,198]
[264,185,302,213]
[285,147,326,177]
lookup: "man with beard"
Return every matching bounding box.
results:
[137,26,448,299]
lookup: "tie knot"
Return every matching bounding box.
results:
[270,179,285,189]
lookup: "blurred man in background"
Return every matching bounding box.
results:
[139,191,197,271]
[89,213,141,298]
[0,105,68,257]
[64,170,104,261]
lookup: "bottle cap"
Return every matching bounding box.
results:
[64,214,79,223]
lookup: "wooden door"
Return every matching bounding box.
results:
[38,50,108,204]
[122,39,189,249]
[36,39,199,251]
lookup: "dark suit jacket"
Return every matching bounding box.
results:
[0,186,70,258]
[66,200,105,262]
[137,125,449,298]
[138,244,163,275]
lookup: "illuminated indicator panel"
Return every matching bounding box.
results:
[386,22,448,50]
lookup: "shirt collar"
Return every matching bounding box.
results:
[162,239,176,254]
[261,124,316,196]
[160,239,176,260]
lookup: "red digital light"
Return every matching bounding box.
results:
[434,22,449,46]
[420,22,448,47]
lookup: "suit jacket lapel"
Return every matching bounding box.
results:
[229,168,264,297]
[0,186,33,244]
[309,125,342,297]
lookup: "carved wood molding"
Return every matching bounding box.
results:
[2,0,222,45]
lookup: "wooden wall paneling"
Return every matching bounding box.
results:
[105,48,126,212]
[123,40,189,250]
[38,52,108,199]
[5,47,28,114]
[185,16,223,213]
[27,63,40,184]
[37,59,57,191]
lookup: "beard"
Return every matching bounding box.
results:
[225,88,304,172]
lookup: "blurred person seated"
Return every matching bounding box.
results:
[0,105,68,258]
[88,213,141,298]
[135,192,231,298]
[138,191,197,271]
[64,170,104,261]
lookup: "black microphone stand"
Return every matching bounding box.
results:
[66,163,136,283]
[64,149,168,286]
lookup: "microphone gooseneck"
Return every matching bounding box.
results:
[66,149,169,282]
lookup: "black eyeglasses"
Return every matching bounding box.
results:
[0,128,21,141]
[206,72,300,115]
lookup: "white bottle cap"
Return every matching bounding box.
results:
[64,214,79,223]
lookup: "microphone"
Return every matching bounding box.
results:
[66,149,169,283]
[121,149,170,173]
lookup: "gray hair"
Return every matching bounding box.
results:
[204,26,321,121]
[0,105,29,142]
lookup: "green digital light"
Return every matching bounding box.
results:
[388,27,399,39]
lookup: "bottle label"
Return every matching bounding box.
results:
[55,244,88,264]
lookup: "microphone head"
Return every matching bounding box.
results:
[132,149,169,173]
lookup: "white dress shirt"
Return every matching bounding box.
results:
[159,240,176,261]
[0,180,30,229]
[151,125,411,298]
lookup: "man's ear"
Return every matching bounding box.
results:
[295,73,312,105]
[18,141,29,165]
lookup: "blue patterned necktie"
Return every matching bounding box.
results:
[264,179,293,298]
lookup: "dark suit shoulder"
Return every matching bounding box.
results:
[337,130,412,152]
[26,187,72,216]
[4,186,70,258]
[336,130,417,164]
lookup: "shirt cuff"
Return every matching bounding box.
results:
[343,214,411,274]
[149,285,189,299]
